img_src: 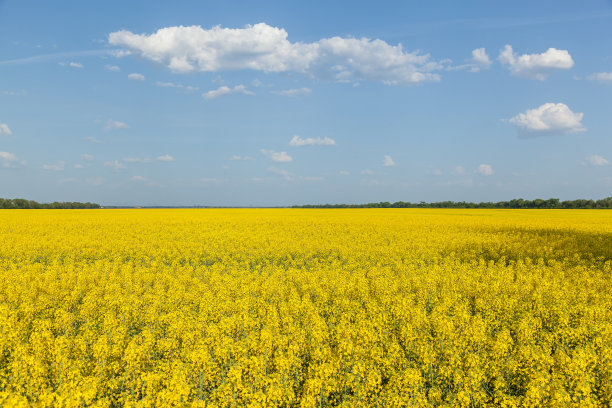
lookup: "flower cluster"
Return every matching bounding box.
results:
[0,209,610,406]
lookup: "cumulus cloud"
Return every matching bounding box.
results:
[289,135,336,146]
[108,23,443,84]
[498,45,573,80]
[105,64,120,72]
[202,84,253,99]
[477,164,494,176]
[382,155,395,167]
[509,103,585,134]
[105,119,129,130]
[128,73,145,81]
[584,155,610,166]
[271,87,312,97]
[69,62,83,68]
[470,48,492,71]
[156,154,175,162]
[104,160,126,171]
[0,123,12,136]
[261,149,292,162]
[588,72,612,84]
[81,153,94,161]
[42,161,65,171]
[229,155,254,160]
[0,151,18,167]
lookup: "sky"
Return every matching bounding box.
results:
[0,0,611,206]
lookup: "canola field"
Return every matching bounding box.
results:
[0,209,611,407]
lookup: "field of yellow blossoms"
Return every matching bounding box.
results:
[0,209,610,407]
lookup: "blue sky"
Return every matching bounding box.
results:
[1,0,611,206]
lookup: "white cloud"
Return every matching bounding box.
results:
[155,81,199,91]
[477,164,494,176]
[130,175,148,182]
[123,157,152,163]
[509,103,585,134]
[74,164,84,169]
[289,135,336,146]
[84,136,103,143]
[584,155,610,166]
[0,123,12,136]
[470,48,492,71]
[104,160,126,171]
[81,153,94,161]
[339,170,350,175]
[260,149,292,162]
[202,84,253,99]
[108,23,443,84]
[42,161,65,171]
[128,73,145,81]
[271,87,312,97]
[268,166,294,181]
[229,155,254,160]
[200,177,224,184]
[105,64,120,72]
[426,167,443,176]
[105,119,129,130]
[69,62,83,68]
[0,151,18,167]
[451,165,466,176]
[85,177,105,186]
[588,72,612,84]
[382,155,395,167]
[3,90,26,96]
[156,154,175,162]
[361,168,373,175]
[498,45,573,80]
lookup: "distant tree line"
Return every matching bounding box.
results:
[293,197,612,209]
[0,198,100,209]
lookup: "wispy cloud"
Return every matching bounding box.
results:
[0,49,112,66]
[104,119,129,130]
[156,155,175,162]
[382,155,395,167]
[42,161,65,171]
[289,135,336,146]
[128,73,145,81]
[104,160,126,171]
[202,85,253,100]
[477,164,494,176]
[0,123,12,136]
[155,81,199,91]
[229,155,254,161]
[587,72,612,84]
[583,155,610,166]
[260,149,292,162]
[271,87,312,97]
[0,151,19,168]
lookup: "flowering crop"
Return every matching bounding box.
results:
[0,209,610,407]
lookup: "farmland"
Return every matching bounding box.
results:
[0,209,610,407]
